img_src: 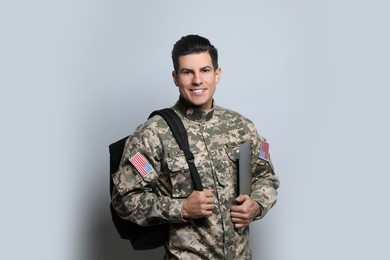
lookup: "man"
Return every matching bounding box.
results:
[112,35,280,259]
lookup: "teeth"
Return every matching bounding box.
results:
[192,89,203,93]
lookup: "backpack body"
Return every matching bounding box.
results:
[109,136,168,250]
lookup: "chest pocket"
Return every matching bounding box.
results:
[211,145,239,196]
[166,152,194,198]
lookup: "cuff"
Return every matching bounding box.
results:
[169,198,188,223]
[253,201,266,220]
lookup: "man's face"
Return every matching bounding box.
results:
[172,52,221,110]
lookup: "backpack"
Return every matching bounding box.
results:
[109,108,203,250]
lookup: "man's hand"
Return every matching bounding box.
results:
[181,189,214,219]
[230,195,261,229]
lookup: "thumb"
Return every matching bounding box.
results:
[235,194,249,203]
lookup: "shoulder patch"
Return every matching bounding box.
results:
[129,152,153,176]
[259,140,269,161]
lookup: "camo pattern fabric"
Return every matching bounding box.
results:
[112,98,280,259]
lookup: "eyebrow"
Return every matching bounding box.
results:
[179,65,213,72]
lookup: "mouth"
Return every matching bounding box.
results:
[190,88,206,95]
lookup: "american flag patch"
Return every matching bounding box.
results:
[129,152,153,177]
[259,140,269,161]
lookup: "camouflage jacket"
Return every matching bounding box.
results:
[112,98,280,259]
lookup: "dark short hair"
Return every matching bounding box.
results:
[171,35,218,73]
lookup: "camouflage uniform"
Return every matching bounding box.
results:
[112,98,280,259]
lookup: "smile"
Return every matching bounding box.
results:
[190,89,206,94]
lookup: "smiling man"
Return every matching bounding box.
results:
[111,35,280,259]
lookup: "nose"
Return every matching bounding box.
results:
[192,72,203,86]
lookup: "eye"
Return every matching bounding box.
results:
[181,70,192,75]
[202,68,211,73]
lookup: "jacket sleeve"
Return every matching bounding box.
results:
[111,122,187,226]
[248,123,280,219]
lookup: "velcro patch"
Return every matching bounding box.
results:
[259,140,269,161]
[129,152,153,176]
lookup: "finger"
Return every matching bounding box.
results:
[231,209,251,220]
[231,204,246,213]
[201,200,215,209]
[231,218,246,225]
[201,205,214,216]
[235,194,249,203]
[204,189,215,197]
[234,222,249,229]
[230,211,246,220]
[207,197,214,203]
[231,217,248,227]
[205,204,214,211]
[231,214,251,224]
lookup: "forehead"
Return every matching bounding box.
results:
[178,52,212,69]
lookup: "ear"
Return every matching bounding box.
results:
[215,67,222,84]
[172,71,179,86]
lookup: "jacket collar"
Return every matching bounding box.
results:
[175,96,215,122]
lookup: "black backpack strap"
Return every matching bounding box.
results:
[149,108,203,191]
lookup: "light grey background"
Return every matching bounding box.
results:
[1,1,389,259]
